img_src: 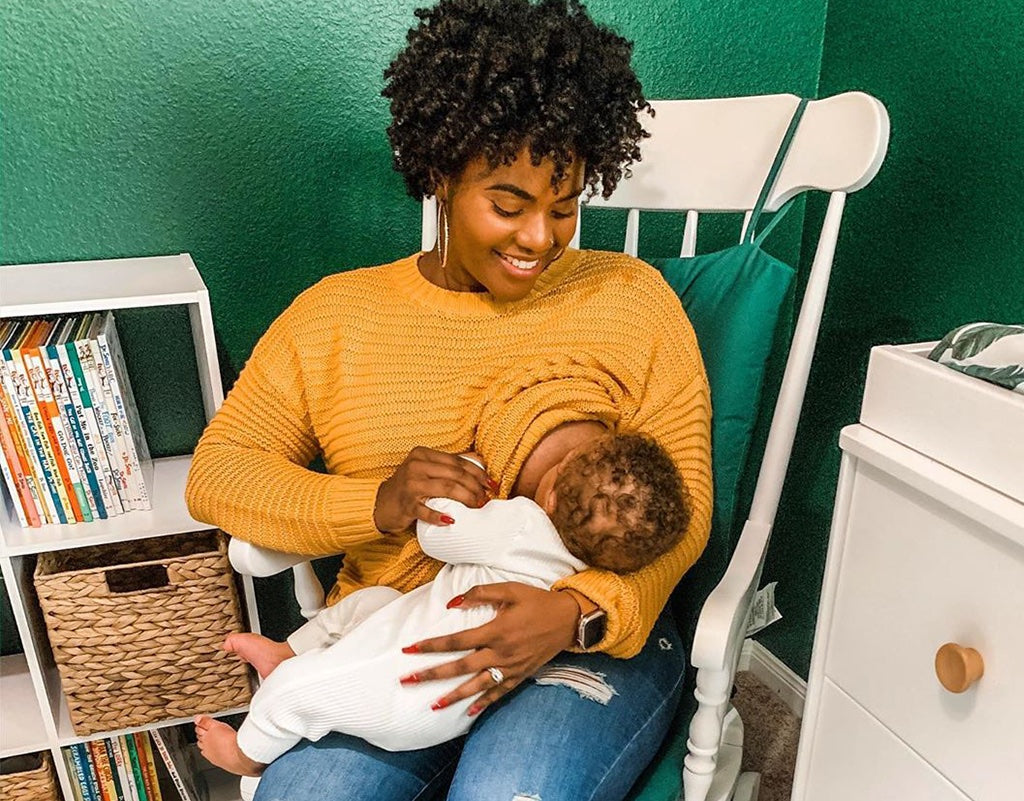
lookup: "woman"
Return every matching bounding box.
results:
[185,1,711,799]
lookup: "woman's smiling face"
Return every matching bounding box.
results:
[428,148,585,303]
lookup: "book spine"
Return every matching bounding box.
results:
[68,743,99,801]
[124,734,149,801]
[98,315,151,509]
[76,340,130,510]
[102,738,127,801]
[65,341,123,516]
[135,733,163,801]
[2,348,64,524]
[78,741,104,801]
[52,344,107,519]
[90,333,140,511]
[88,740,116,801]
[0,382,45,526]
[22,347,86,522]
[0,424,28,526]
[62,747,87,801]
[111,736,138,801]
[149,728,193,801]
[43,345,100,520]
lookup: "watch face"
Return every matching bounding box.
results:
[579,611,607,650]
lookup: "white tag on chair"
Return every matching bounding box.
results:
[745,581,782,637]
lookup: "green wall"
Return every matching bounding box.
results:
[756,0,1024,677]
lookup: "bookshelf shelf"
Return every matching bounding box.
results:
[0,253,256,801]
[0,253,208,318]
[55,699,251,747]
[0,455,203,556]
[0,653,49,758]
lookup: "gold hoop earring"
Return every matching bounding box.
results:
[436,200,449,276]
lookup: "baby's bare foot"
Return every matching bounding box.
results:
[224,633,294,679]
[194,715,265,777]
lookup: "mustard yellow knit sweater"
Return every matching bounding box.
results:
[185,249,711,658]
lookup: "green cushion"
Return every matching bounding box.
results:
[625,244,794,800]
[655,244,795,546]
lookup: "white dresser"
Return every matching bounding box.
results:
[791,342,1024,801]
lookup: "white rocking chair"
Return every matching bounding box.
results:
[227,92,889,801]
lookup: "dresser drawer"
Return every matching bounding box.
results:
[825,456,1024,801]
[800,680,970,801]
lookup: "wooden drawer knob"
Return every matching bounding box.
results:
[935,642,984,693]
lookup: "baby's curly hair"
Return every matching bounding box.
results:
[382,0,652,199]
[548,433,690,574]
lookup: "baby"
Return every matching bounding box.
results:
[195,431,690,776]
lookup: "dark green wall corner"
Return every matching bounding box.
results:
[3,0,1021,679]
[756,0,1024,677]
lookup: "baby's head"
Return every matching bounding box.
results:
[539,433,690,574]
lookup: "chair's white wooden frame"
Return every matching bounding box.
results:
[228,92,889,801]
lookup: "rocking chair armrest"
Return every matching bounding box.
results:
[690,519,773,671]
[228,537,315,578]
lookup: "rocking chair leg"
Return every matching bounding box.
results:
[682,667,732,801]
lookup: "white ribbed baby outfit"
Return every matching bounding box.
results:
[235,496,586,759]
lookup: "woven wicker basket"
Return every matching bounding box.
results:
[0,752,59,801]
[34,530,252,736]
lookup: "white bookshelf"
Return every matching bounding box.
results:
[0,253,254,801]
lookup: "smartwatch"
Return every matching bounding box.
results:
[575,608,607,650]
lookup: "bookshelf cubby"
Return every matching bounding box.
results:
[0,253,259,801]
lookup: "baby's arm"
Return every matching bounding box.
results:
[416,498,526,566]
[287,585,403,654]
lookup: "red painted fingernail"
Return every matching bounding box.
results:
[402,644,421,654]
[467,704,482,717]
[431,698,449,711]
[440,515,455,525]
[487,478,499,492]
[446,595,465,609]
[399,673,419,685]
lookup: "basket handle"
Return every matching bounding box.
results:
[104,564,171,594]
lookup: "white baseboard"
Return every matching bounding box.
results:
[738,640,806,719]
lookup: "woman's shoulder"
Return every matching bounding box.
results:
[283,255,418,315]
[561,249,685,315]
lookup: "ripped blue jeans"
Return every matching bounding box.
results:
[253,607,685,801]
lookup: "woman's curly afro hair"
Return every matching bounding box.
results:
[383,0,652,199]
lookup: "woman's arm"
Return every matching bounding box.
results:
[186,295,492,556]
[185,307,384,556]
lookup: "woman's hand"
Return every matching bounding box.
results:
[374,447,496,533]
[398,582,581,715]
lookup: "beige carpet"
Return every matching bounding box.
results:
[730,670,802,801]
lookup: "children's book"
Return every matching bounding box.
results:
[111,736,139,801]
[0,374,41,526]
[35,317,94,524]
[64,316,124,516]
[20,318,85,522]
[94,312,151,510]
[75,317,130,510]
[67,742,101,801]
[134,732,163,801]
[45,315,104,520]
[123,735,149,801]
[88,738,117,801]
[3,321,65,524]
[61,747,87,801]
[0,322,40,525]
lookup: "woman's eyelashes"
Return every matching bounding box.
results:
[491,203,521,218]
[490,203,576,220]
